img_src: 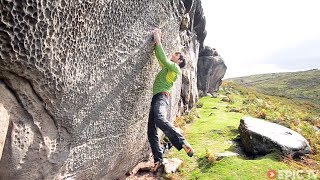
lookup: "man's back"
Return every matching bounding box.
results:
[152,44,180,95]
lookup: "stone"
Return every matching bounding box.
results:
[215,151,240,161]
[221,97,231,102]
[163,158,183,174]
[197,46,227,95]
[212,92,218,98]
[229,108,240,112]
[238,117,312,157]
[0,0,216,179]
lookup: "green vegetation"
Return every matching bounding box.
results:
[221,82,320,161]
[164,81,320,180]
[227,69,320,104]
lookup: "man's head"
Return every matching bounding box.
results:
[170,52,186,68]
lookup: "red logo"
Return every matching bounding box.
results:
[267,170,277,179]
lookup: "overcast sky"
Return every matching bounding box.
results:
[201,0,320,78]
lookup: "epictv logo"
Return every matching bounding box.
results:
[267,169,318,179]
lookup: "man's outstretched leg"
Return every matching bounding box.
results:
[148,93,194,172]
[153,94,194,156]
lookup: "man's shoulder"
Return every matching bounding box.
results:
[174,64,181,74]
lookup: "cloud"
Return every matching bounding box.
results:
[265,39,320,70]
[201,0,320,78]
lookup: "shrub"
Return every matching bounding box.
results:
[205,148,216,163]
[174,116,186,128]
[175,108,199,128]
[302,115,320,127]
[183,108,198,124]
[196,101,204,108]
[256,109,267,119]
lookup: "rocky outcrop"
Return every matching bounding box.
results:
[239,117,312,157]
[178,0,208,114]
[197,46,227,96]
[183,0,206,51]
[0,0,204,179]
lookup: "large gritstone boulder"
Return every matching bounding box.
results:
[0,0,202,179]
[239,117,312,157]
[197,46,227,96]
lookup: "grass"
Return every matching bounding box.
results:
[164,82,320,180]
[221,81,320,162]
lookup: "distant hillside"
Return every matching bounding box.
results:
[226,69,320,104]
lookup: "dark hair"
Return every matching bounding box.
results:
[178,54,186,68]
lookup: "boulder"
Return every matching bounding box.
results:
[238,117,312,157]
[0,0,205,179]
[197,46,227,96]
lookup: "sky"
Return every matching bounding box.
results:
[201,0,320,78]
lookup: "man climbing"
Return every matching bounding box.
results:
[148,28,194,172]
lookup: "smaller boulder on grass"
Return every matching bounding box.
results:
[221,97,231,102]
[238,117,311,158]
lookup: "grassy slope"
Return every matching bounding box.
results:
[164,82,320,180]
[226,69,320,104]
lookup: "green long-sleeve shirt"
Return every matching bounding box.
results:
[152,44,180,95]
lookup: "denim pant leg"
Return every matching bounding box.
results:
[148,93,187,162]
[147,102,163,163]
[153,96,186,151]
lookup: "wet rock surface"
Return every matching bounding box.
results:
[239,117,312,157]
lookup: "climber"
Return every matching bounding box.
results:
[148,28,194,173]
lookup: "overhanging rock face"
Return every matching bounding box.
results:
[0,0,202,179]
[239,117,312,157]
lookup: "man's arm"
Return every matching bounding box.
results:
[153,29,179,73]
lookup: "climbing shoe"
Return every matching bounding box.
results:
[152,161,164,174]
[182,143,194,157]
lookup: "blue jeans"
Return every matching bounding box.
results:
[147,92,186,162]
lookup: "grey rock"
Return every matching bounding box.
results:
[229,108,240,112]
[179,34,200,114]
[221,97,231,102]
[197,46,227,96]
[0,0,204,179]
[212,92,218,98]
[163,158,183,174]
[238,117,312,157]
[0,103,9,160]
[186,0,206,51]
[215,151,240,161]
